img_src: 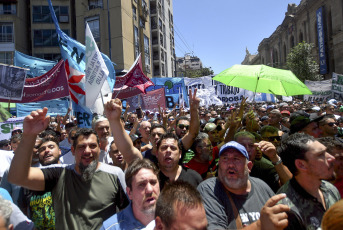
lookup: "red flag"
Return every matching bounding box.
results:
[1,60,70,103]
[123,54,154,93]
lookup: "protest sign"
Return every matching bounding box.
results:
[0,60,69,103]
[304,79,332,102]
[0,117,24,140]
[332,72,343,101]
[148,78,188,108]
[0,64,27,101]
[125,88,166,112]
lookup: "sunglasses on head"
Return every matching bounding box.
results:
[264,136,281,142]
[178,124,190,130]
[326,122,337,127]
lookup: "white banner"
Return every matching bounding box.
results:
[332,72,343,101]
[0,117,25,140]
[85,23,109,108]
[304,79,332,102]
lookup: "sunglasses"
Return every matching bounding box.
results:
[177,124,190,130]
[264,136,281,142]
[168,118,175,121]
[326,122,338,127]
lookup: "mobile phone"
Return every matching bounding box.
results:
[136,108,143,119]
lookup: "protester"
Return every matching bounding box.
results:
[317,137,343,197]
[198,141,290,229]
[278,133,341,229]
[101,159,159,230]
[0,139,11,151]
[8,108,129,230]
[151,181,208,230]
[321,199,343,230]
[92,115,113,164]
[108,141,128,172]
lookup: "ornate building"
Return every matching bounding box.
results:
[242,0,343,79]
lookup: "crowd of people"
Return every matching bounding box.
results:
[0,90,343,230]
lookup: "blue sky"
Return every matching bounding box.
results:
[173,0,302,74]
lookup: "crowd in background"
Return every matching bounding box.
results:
[0,94,343,230]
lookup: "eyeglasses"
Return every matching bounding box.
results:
[326,122,338,127]
[263,136,281,142]
[177,124,190,130]
[200,114,205,116]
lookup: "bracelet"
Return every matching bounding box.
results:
[272,156,282,166]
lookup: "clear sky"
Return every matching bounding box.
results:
[173,0,302,74]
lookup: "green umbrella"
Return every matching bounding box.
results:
[213,64,312,96]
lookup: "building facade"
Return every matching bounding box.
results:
[150,0,175,77]
[175,54,203,77]
[242,0,343,79]
[0,0,176,78]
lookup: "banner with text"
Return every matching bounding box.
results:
[0,117,24,140]
[304,79,332,102]
[16,99,69,118]
[332,72,343,101]
[125,88,166,112]
[0,60,69,103]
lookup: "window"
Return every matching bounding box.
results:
[144,35,150,72]
[86,17,100,42]
[140,18,145,29]
[0,3,16,15]
[0,23,13,43]
[89,0,103,9]
[34,29,69,47]
[33,6,69,23]
[134,26,139,58]
[132,5,137,20]
[0,52,13,65]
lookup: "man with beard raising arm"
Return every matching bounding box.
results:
[8,108,129,230]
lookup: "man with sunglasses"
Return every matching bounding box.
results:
[318,115,338,138]
[260,126,282,147]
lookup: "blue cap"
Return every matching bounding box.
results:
[219,141,249,160]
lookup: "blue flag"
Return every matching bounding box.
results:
[14,51,57,78]
[47,0,115,106]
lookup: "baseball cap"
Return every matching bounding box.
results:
[312,106,321,112]
[219,141,249,160]
[260,115,269,122]
[279,102,288,107]
[203,123,222,133]
[130,134,141,143]
[290,111,323,134]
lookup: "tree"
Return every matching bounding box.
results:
[286,41,322,82]
[185,67,214,78]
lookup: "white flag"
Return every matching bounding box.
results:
[85,23,109,108]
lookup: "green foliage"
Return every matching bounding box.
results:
[286,41,322,82]
[185,67,214,78]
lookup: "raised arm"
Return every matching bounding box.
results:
[8,108,50,191]
[104,99,142,165]
[181,89,200,150]
[256,141,292,185]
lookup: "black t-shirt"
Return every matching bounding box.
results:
[159,166,203,190]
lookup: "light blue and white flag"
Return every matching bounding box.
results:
[47,0,115,105]
[85,23,109,108]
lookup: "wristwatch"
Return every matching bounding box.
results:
[272,156,282,166]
